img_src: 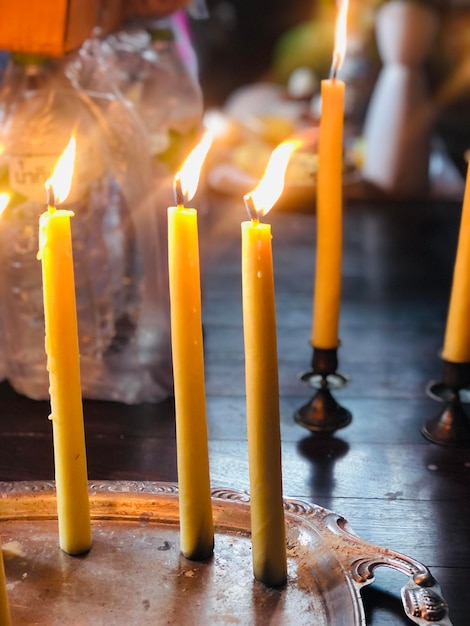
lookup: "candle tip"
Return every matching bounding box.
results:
[174,175,185,208]
[329,52,340,80]
[46,182,56,209]
[244,194,260,223]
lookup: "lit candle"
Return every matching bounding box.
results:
[442,158,470,363]
[311,0,348,349]
[168,130,214,560]
[242,140,299,587]
[0,544,11,626]
[37,137,91,555]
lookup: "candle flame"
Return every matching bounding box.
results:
[0,192,10,217]
[175,130,212,205]
[331,0,349,76]
[175,111,227,205]
[244,139,301,218]
[46,136,76,205]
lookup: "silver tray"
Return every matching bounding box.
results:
[0,481,451,625]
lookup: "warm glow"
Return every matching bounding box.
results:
[332,0,349,74]
[176,111,227,204]
[46,136,76,205]
[245,139,302,218]
[203,108,229,138]
[175,130,212,204]
[0,192,10,217]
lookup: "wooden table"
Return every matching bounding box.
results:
[0,193,469,625]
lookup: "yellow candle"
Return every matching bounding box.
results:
[37,138,91,555]
[168,204,214,561]
[311,0,348,349]
[241,219,287,587]
[240,139,297,587]
[442,160,470,363]
[311,78,345,349]
[0,545,11,626]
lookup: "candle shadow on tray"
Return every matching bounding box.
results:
[252,581,285,626]
[297,434,349,495]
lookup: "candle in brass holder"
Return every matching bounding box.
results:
[294,346,352,433]
[423,358,470,446]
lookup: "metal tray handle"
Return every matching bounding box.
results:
[306,504,452,626]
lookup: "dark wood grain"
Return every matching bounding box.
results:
[1,195,469,625]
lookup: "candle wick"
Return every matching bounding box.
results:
[329,51,341,80]
[46,183,56,211]
[244,194,260,223]
[174,176,185,208]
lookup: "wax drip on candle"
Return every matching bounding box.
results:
[244,194,259,223]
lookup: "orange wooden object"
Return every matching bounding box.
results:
[0,0,99,56]
[0,0,191,56]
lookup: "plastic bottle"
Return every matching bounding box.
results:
[74,34,175,403]
[103,16,207,371]
[146,16,204,173]
[136,15,210,306]
[0,55,116,398]
[106,16,204,173]
[0,51,173,404]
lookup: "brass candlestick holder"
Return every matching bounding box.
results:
[423,358,470,446]
[294,346,352,433]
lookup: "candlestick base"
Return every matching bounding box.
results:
[422,359,470,446]
[294,347,352,433]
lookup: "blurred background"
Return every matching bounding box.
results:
[191,0,470,177]
[0,0,469,402]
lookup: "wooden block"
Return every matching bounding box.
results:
[0,0,97,56]
[0,0,193,56]
[0,0,125,56]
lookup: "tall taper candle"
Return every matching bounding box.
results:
[38,141,91,557]
[311,0,348,349]
[168,202,214,560]
[241,217,287,587]
[311,77,345,349]
[38,201,91,555]
[442,159,470,363]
